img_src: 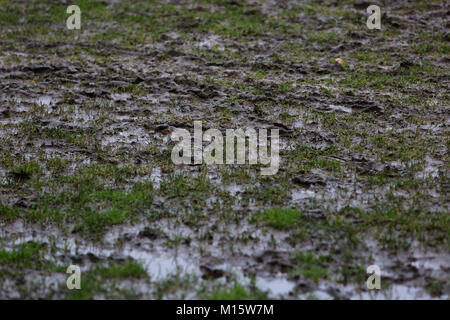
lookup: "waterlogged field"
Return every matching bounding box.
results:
[0,0,448,299]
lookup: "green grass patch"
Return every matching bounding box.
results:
[0,242,60,271]
[292,252,330,282]
[66,260,147,299]
[257,208,302,229]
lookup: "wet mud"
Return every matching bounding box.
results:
[0,0,449,299]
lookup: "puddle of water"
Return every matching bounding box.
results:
[328,104,352,113]
[224,184,244,196]
[150,167,162,188]
[255,276,296,297]
[292,189,316,201]
[111,93,131,102]
[415,156,442,179]
[127,248,198,280]
[101,127,149,148]
[198,35,224,51]
[292,119,304,129]
[420,124,442,133]
[7,228,199,281]
[36,96,53,107]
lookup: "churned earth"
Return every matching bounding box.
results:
[0,0,448,299]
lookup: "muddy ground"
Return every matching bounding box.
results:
[0,0,448,299]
